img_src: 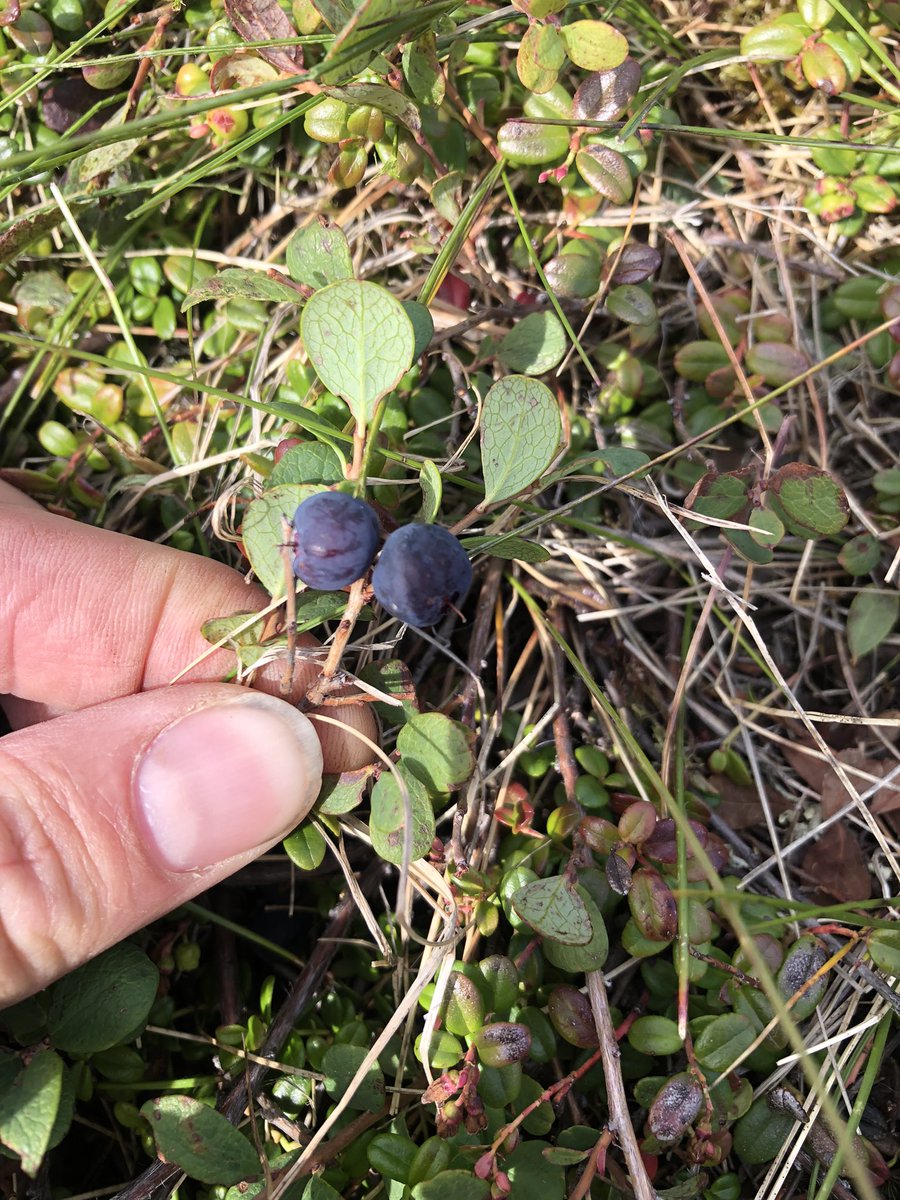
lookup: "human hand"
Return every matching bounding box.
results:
[0,481,376,1006]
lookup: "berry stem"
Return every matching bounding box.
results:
[305,577,370,706]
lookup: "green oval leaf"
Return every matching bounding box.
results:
[560,20,629,71]
[674,340,731,382]
[419,458,442,522]
[694,1013,756,1072]
[868,928,900,975]
[47,942,159,1054]
[242,483,321,598]
[832,276,884,321]
[847,586,899,660]
[140,1095,260,1184]
[283,821,327,871]
[370,767,435,865]
[689,469,752,522]
[766,463,849,539]
[517,22,565,94]
[301,280,414,429]
[497,311,567,374]
[497,120,570,166]
[325,82,421,134]
[285,218,353,290]
[401,299,434,359]
[368,1132,418,1183]
[402,32,445,107]
[744,341,809,386]
[748,507,785,548]
[396,712,476,792]
[461,534,551,563]
[627,1015,683,1057]
[269,442,344,487]
[181,267,304,311]
[542,886,609,972]
[605,283,657,325]
[741,20,808,60]
[0,1049,64,1177]
[838,533,881,576]
[412,1171,489,1200]
[511,875,593,945]
[315,766,375,815]
[480,376,563,504]
[321,1043,385,1112]
[575,145,633,203]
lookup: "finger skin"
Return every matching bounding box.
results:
[0,481,316,709]
[0,483,377,771]
[0,684,315,1006]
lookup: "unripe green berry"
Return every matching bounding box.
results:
[304,96,351,144]
[346,103,385,142]
[175,62,209,96]
[328,142,367,188]
[208,106,248,142]
[174,940,201,971]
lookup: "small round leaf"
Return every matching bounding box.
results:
[560,20,628,72]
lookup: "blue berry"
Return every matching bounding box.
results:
[372,523,472,628]
[292,491,379,590]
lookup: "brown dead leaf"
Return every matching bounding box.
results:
[821,749,900,818]
[781,740,830,794]
[224,0,304,75]
[802,823,871,902]
[709,774,793,830]
[782,741,900,818]
[43,75,117,133]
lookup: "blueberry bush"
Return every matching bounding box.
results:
[1,0,899,1198]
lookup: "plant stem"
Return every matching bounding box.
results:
[586,971,657,1200]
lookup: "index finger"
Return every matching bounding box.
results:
[0,481,319,711]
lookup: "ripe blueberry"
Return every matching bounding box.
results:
[292,491,379,590]
[372,523,472,628]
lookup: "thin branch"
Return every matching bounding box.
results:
[586,971,658,1200]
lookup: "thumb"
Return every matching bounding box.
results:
[0,684,323,1006]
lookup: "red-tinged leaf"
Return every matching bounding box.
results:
[853,175,897,215]
[754,312,794,343]
[573,58,642,121]
[0,0,19,26]
[224,0,303,74]
[210,51,280,92]
[766,462,849,539]
[547,985,598,1048]
[602,241,662,286]
[744,341,809,386]
[517,22,565,94]
[648,1074,703,1144]
[686,467,753,521]
[800,41,846,94]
